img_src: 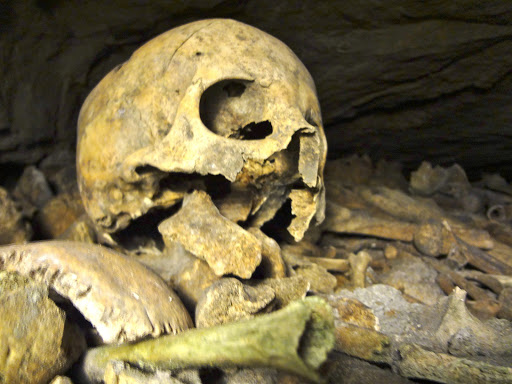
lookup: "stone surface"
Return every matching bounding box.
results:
[0,241,193,344]
[0,271,85,384]
[0,186,31,245]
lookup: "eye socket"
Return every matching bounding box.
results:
[229,121,273,140]
[199,79,272,140]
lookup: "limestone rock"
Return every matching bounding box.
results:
[0,271,85,384]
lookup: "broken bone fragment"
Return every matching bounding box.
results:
[138,241,221,313]
[289,188,322,242]
[195,277,275,328]
[0,241,193,344]
[349,251,372,289]
[158,190,262,279]
[79,297,335,384]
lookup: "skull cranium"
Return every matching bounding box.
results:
[77,19,326,256]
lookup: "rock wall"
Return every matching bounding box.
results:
[1,0,512,178]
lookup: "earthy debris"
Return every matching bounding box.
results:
[79,297,335,384]
[195,278,275,328]
[158,190,262,279]
[0,271,85,384]
[0,186,31,245]
[0,241,193,344]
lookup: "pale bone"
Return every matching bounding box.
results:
[77,19,326,243]
[0,241,193,344]
[349,251,372,288]
[158,190,262,279]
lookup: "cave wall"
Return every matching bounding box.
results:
[1,0,512,178]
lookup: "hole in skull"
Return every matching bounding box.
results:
[228,120,273,140]
[200,79,270,139]
[111,204,181,254]
[261,199,295,243]
[157,173,231,199]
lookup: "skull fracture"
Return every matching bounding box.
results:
[77,19,327,278]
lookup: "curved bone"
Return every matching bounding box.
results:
[0,241,193,344]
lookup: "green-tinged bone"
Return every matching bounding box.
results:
[80,297,334,383]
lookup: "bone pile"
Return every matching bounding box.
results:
[1,18,512,384]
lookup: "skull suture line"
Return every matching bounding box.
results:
[77,19,327,268]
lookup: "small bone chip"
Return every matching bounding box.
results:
[0,240,193,344]
[158,190,262,279]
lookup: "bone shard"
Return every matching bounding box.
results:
[158,190,262,279]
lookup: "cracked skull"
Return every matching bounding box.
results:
[77,19,327,253]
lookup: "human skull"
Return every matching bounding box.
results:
[77,19,327,250]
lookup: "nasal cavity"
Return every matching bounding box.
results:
[229,121,273,140]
